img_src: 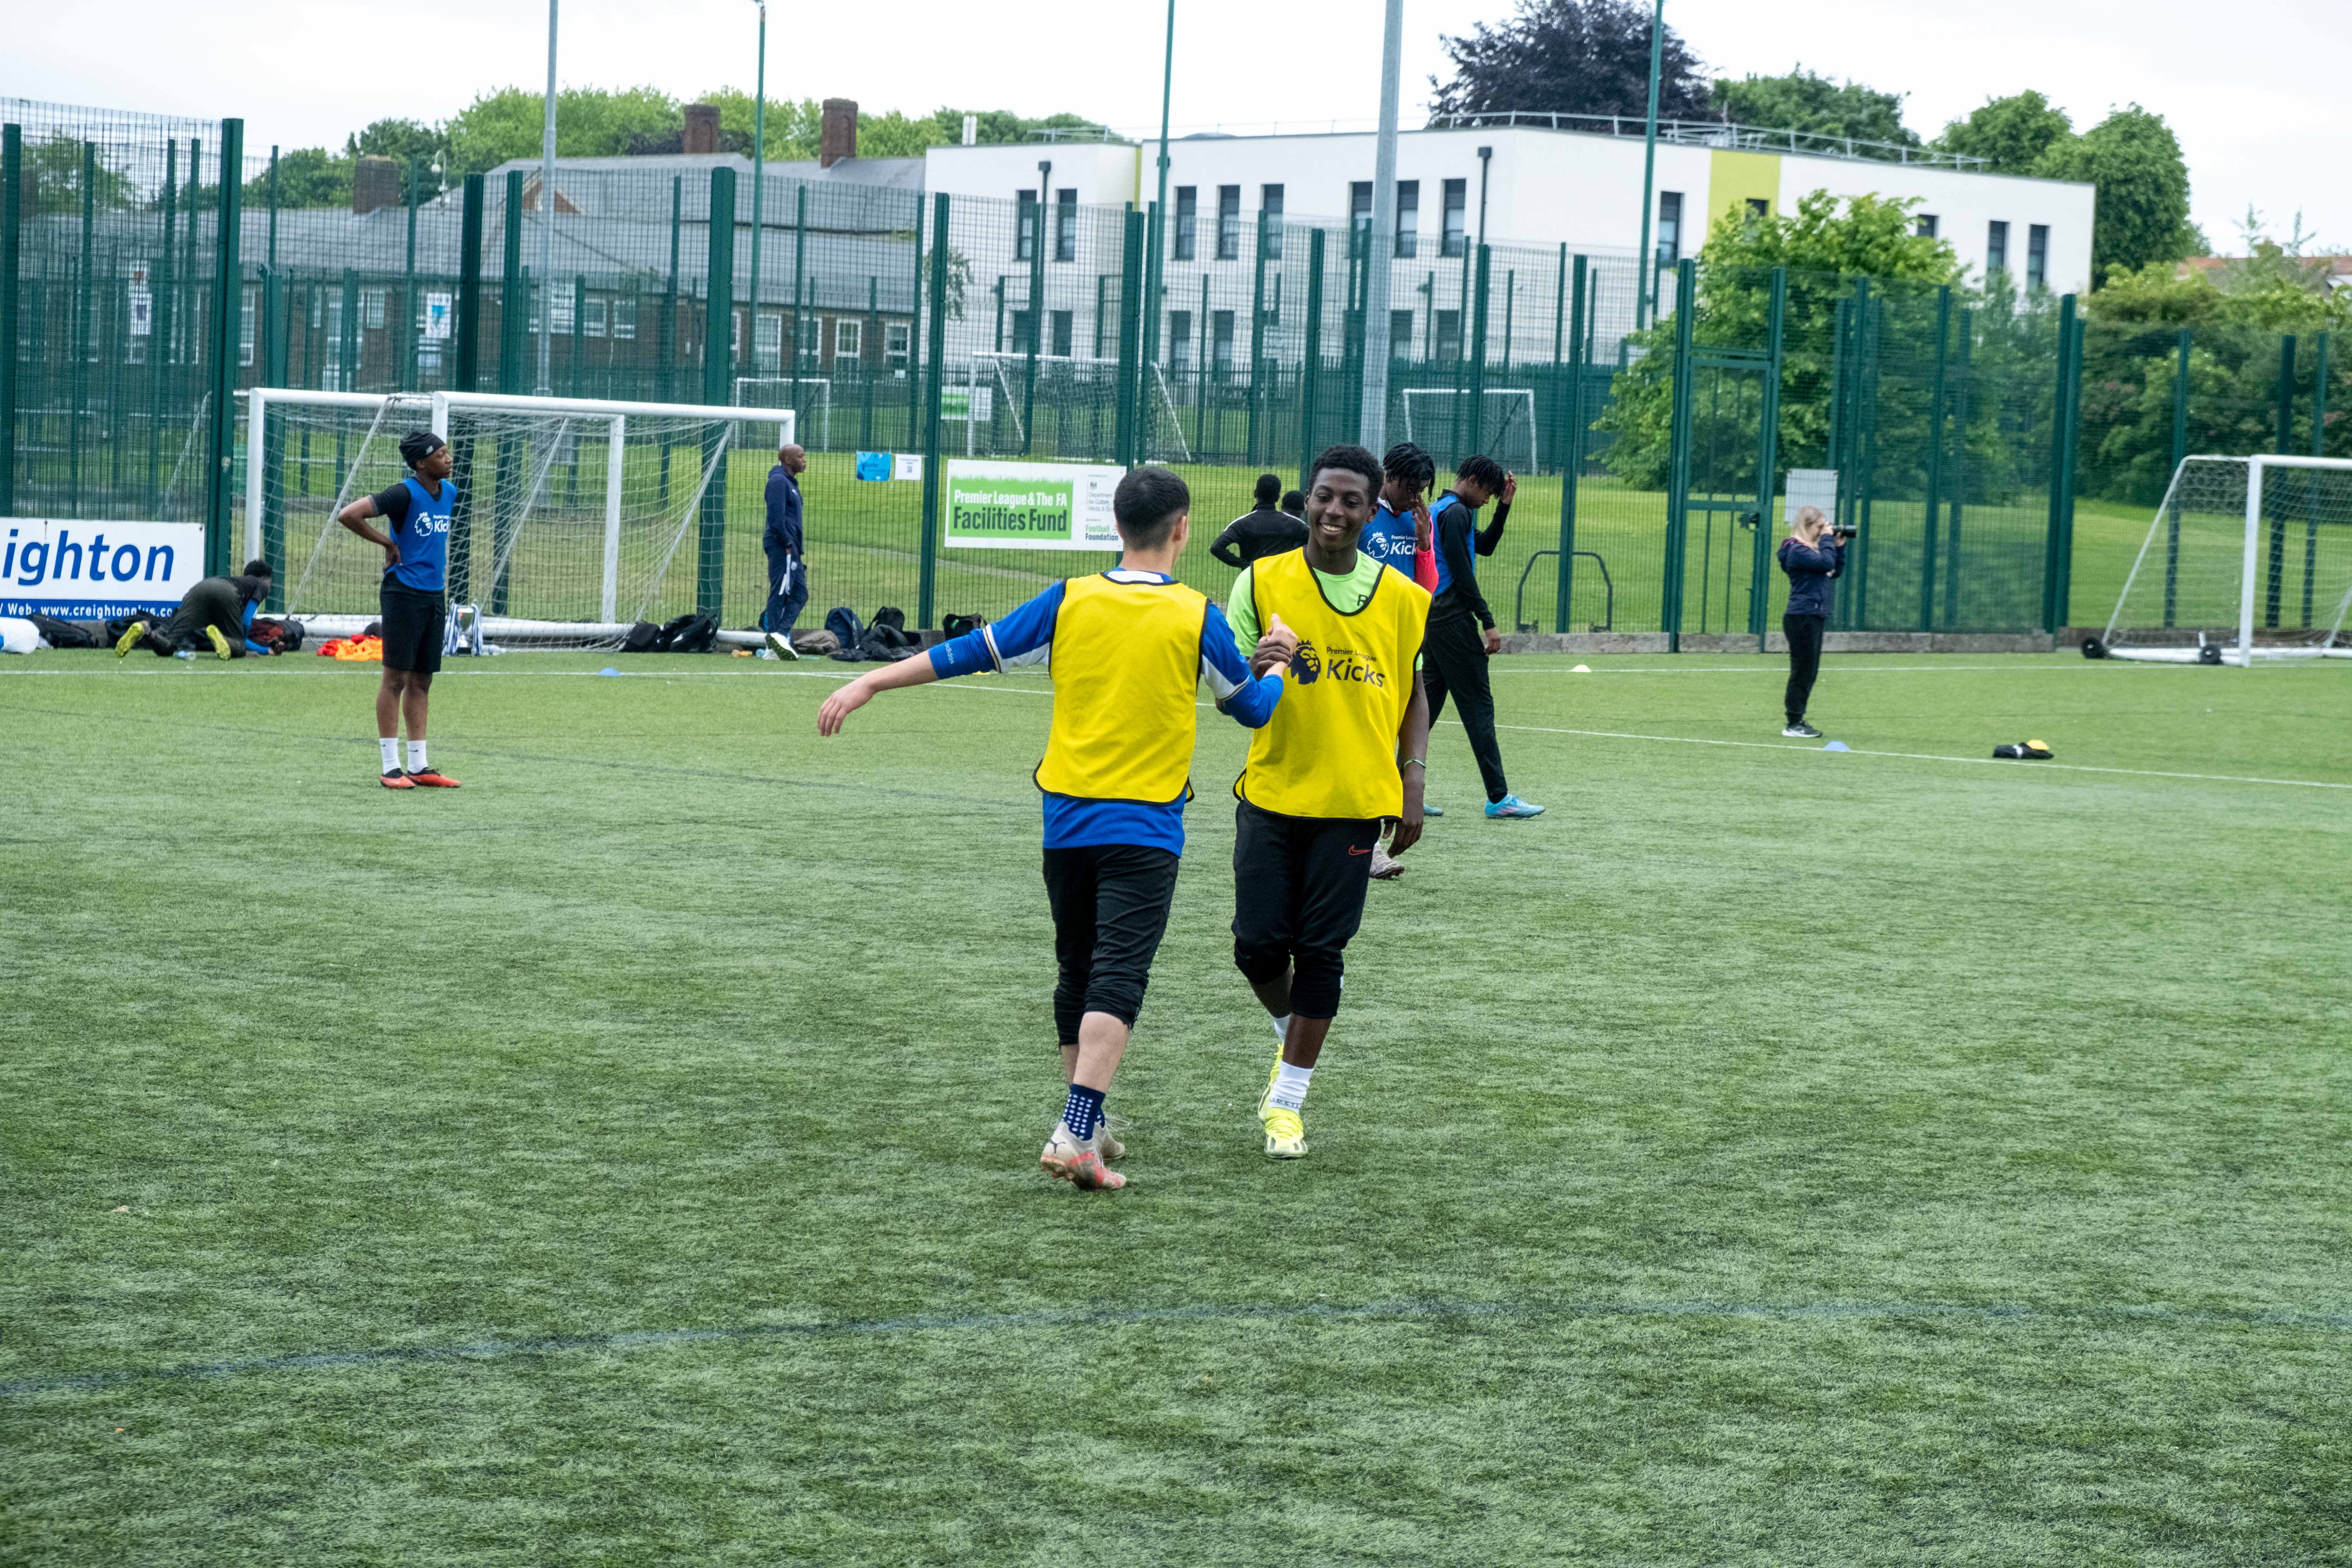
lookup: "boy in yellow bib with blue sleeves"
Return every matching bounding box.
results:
[1223,444,1433,1159]
[819,466,1287,1191]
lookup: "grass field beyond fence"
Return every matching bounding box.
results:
[4,651,2348,1565]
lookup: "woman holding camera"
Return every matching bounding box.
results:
[1776,506,1846,739]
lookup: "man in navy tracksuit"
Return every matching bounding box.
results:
[760,442,808,655]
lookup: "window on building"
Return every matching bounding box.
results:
[583,298,607,338]
[1350,181,1374,236]
[1216,185,1241,261]
[884,320,911,374]
[2027,224,2049,289]
[835,317,862,367]
[796,312,820,366]
[1915,214,1939,239]
[1015,188,1038,262]
[1986,220,2010,276]
[611,297,637,340]
[1261,184,1284,259]
[1746,197,1770,221]
[1168,309,1193,372]
[1211,309,1236,375]
[1011,309,1037,354]
[362,287,387,331]
[1655,191,1684,265]
[1442,179,1468,257]
[240,285,257,368]
[1395,181,1419,259]
[1173,186,1197,260]
[1435,309,1462,362]
[1050,309,1074,358]
[754,311,783,374]
[550,289,575,336]
[1390,308,1414,358]
[1054,189,1078,263]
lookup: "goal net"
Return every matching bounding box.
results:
[1398,387,1539,472]
[733,376,831,451]
[2095,455,2352,665]
[972,351,1192,462]
[247,389,793,648]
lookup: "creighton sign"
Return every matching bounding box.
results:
[2,519,204,618]
[943,461,1122,551]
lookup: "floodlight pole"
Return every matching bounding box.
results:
[536,0,558,395]
[748,1,766,378]
[1358,0,1403,452]
[1633,0,1663,330]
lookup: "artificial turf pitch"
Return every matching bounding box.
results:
[3,648,2348,1565]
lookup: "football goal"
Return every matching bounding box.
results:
[2091,454,2352,665]
[973,351,1192,462]
[1398,387,1539,471]
[732,376,831,451]
[245,389,793,647]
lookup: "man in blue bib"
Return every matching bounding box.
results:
[336,430,461,790]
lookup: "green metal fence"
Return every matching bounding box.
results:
[8,95,2338,642]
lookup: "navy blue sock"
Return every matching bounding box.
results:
[1061,1084,1105,1141]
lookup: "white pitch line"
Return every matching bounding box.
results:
[1487,720,2352,791]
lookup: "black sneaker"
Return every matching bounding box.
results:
[1782,721,1822,739]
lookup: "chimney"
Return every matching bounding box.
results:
[683,103,721,156]
[352,155,402,215]
[820,99,859,168]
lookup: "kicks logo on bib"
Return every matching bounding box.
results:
[1290,641,1322,684]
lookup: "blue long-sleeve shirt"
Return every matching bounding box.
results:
[1778,536,1845,617]
[763,466,802,557]
[926,569,1284,853]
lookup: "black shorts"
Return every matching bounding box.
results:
[1230,801,1379,1020]
[380,582,446,673]
[1041,843,1182,1042]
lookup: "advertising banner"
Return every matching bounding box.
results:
[1,519,206,618]
[943,461,1122,551]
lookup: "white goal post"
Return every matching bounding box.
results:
[244,389,793,645]
[1398,386,1540,471]
[2092,454,2352,666]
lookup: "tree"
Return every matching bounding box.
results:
[249,147,353,210]
[1429,0,1709,121]
[1595,190,1963,489]
[2032,105,2195,278]
[345,118,443,170]
[1711,67,1917,150]
[1932,91,2072,175]
[442,86,683,179]
[23,133,136,216]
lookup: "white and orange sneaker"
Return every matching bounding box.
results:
[1041,1123,1126,1190]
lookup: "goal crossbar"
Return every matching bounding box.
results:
[244,389,794,633]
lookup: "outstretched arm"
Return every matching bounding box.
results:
[817,658,940,735]
[1388,673,1431,855]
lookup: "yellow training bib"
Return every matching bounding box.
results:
[1033,573,1210,804]
[1235,550,1429,819]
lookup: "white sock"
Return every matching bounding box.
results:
[380,738,400,772]
[407,740,427,772]
[1269,1062,1313,1112]
[1270,1012,1291,1043]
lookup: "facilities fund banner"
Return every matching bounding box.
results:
[1,519,204,618]
[943,461,1122,551]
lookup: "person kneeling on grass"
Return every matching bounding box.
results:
[818,465,1287,1192]
[1225,443,1432,1159]
[116,560,276,660]
[335,430,461,790]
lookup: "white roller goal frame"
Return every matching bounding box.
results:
[245,389,793,640]
[2097,453,2352,666]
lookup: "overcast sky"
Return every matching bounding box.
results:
[5,0,2343,248]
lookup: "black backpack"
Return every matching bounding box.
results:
[622,621,663,653]
[872,606,908,634]
[656,613,718,653]
[942,613,988,639]
[29,614,101,649]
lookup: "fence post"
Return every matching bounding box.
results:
[1750,266,1788,644]
[2040,294,2078,634]
[2266,333,2296,627]
[1297,227,1326,487]
[1246,221,1268,464]
[1663,257,1697,651]
[790,182,807,378]
[662,176,681,406]
[2306,332,2329,626]
[697,167,737,623]
[449,174,485,604]
[1554,253,1586,633]
[1023,198,1043,455]
[0,124,18,518]
[1113,207,1142,466]
[2163,326,2190,627]
[917,193,949,628]
[499,171,525,394]
[2056,300,2082,631]
[1918,284,1952,632]
[204,119,244,578]
[1465,244,1490,460]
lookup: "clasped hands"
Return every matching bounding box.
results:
[1250,611,1299,677]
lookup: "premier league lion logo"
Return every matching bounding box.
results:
[1289,640,1321,684]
